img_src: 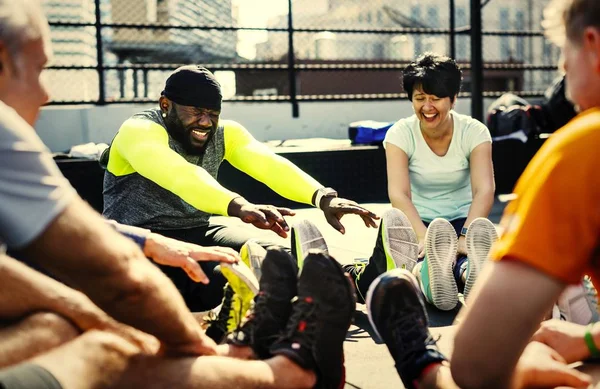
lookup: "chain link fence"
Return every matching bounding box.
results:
[43,0,561,113]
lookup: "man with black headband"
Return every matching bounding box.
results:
[102,65,378,312]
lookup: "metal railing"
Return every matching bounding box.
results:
[45,0,559,121]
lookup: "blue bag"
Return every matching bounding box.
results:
[348,120,394,145]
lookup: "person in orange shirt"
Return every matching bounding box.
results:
[366,0,600,388]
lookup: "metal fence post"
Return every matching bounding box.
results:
[94,0,106,105]
[470,0,483,121]
[287,0,299,118]
[449,0,456,59]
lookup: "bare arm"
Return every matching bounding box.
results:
[457,142,495,254]
[385,144,427,239]
[16,199,216,355]
[463,142,495,227]
[0,253,107,326]
[451,260,564,389]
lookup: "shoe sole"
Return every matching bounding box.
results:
[366,268,425,343]
[425,219,458,311]
[291,220,328,269]
[557,280,600,325]
[381,209,419,272]
[240,240,267,282]
[464,218,498,301]
[221,261,260,327]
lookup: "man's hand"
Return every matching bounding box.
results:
[532,319,591,364]
[513,341,592,389]
[320,197,379,234]
[227,197,295,238]
[457,235,468,257]
[143,234,239,284]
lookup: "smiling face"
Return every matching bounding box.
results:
[161,97,220,154]
[411,86,455,132]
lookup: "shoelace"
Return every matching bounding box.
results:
[238,292,274,335]
[205,287,234,332]
[281,297,317,349]
[389,311,438,367]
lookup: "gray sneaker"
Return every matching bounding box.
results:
[291,219,328,269]
[464,218,498,301]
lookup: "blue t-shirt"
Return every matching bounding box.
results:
[384,111,492,222]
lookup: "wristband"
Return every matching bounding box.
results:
[106,220,151,249]
[585,323,600,357]
[314,187,338,210]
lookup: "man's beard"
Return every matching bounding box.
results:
[163,110,213,155]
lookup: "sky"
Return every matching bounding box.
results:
[232,0,289,59]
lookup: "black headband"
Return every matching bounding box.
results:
[161,65,222,111]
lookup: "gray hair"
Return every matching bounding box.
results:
[544,0,600,46]
[0,0,50,64]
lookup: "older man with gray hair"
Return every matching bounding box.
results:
[0,1,356,388]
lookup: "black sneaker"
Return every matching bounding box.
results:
[270,250,356,389]
[204,284,235,343]
[366,269,447,389]
[291,219,328,269]
[227,247,299,359]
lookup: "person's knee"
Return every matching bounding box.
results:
[22,312,79,346]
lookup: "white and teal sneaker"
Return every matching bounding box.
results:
[420,218,458,311]
[463,217,498,302]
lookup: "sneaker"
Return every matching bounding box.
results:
[366,269,447,389]
[378,208,420,272]
[344,209,419,304]
[204,284,235,343]
[421,218,458,311]
[291,219,328,269]
[220,261,260,333]
[463,218,498,302]
[271,250,355,389]
[240,239,268,282]
[555,277,600,325]
[228,247,299,359]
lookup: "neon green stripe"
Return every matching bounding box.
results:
[223,121,322,205]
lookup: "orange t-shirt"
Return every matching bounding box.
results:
[490,108,600,288]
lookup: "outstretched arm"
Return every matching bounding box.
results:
[17,199,217,356]
[106,220,240,283]
[224,121,378,233]
[458,141,495,255]
[451,260,564,388]
[385,143,427,257]
[111,118,240,216]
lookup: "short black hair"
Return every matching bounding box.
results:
[402,52,462,101]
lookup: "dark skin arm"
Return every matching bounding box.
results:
[312,193,379,234]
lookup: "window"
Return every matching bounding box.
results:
[456,7,467,60]
[515,11,525,61]
[428,7,439,27]
[411,5,422,55]
[146,0,157,23]
[499,8,511,60]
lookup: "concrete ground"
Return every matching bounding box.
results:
[213,201,508,389]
